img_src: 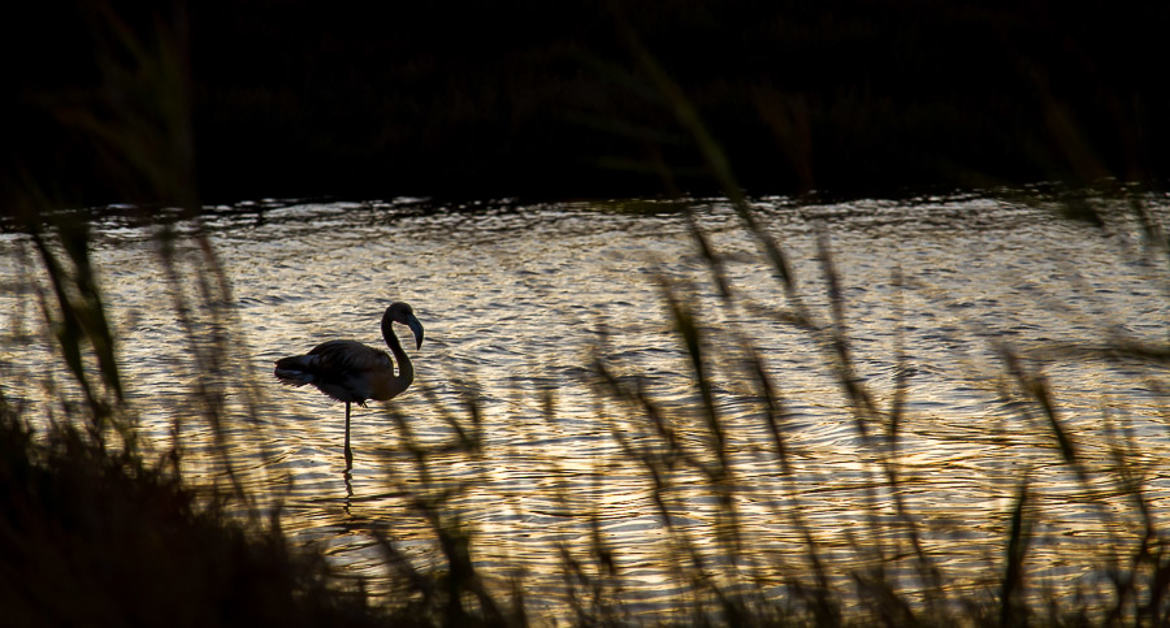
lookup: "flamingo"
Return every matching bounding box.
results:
[274,301,424,467]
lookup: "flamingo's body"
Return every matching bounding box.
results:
[275,302,424,467]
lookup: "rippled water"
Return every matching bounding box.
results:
[4,193,1170,620]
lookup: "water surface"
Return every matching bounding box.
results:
[3,193,1169,620]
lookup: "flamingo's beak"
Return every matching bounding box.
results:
[408,315,424,350]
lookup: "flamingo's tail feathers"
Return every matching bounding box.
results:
[274,355,316,386]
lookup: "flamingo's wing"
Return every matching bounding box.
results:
[295,340,391,403]
[308,340,393,374]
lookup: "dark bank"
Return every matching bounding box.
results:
[4,0,1169,207]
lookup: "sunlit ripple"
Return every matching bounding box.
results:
[3,194,1169,621]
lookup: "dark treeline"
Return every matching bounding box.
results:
[5,0,1169,206]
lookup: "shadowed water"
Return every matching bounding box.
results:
[3,193,1169,620]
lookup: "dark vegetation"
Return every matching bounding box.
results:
[0,412,388,627]
[7,187,1170,625]
[4,0,1169,206]
[4,0,1170,625]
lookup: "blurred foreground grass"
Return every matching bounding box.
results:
[5,191,1170,626]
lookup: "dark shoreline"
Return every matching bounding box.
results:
[6,1,1169,208]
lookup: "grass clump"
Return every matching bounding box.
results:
[0,401,389,628]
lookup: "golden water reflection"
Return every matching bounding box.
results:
[3,195,1169,621]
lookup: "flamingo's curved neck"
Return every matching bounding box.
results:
[382,313,414,389]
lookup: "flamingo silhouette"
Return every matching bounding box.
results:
[275,301,424,467]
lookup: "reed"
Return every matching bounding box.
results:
[10,193,1169,624]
